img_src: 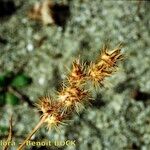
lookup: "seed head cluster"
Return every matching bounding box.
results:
[88,44,123,86]
[36,45,123,131]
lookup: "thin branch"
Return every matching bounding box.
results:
[3,115,13,150]
[8,87,34,108]
[17,113,49,150]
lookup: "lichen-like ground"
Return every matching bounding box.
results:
[0,0,150,150]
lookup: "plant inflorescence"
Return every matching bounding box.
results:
[17,44,124,150]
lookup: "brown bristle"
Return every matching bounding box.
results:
[88,45,123,86]
[58,86,89,112]
[67,59,86,86]
[99,45,123,68]
[88,63,112,86]
[36,96,58,114]
[45,114,67,131]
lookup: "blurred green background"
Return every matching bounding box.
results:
[0,0,150,150]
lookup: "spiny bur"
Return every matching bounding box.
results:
[67,59,86,86]
[58,86,89,113]
[88,45,123,86]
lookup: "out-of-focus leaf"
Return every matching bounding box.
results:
[0,71,14,87]
[11,74,32,88]
[0,93,5,105]
[0,74,6,87]
[5,92,19,105]
[0,126,8,133]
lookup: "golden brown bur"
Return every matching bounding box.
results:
[45,114,67,131]
[67,59,86,86]
[36,96,59,114]
[88,62,112,86]
[36,97,68,131]
[98,44,123,68]
[88,45,123,86]
[58,86,89,113]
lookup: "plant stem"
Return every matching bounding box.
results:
[17,113,49,150]
[3,115,13,150]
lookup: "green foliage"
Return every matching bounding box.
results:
[0,72,32,106]
[11,74,32,88]
[0,126,8,133]
[5,92,19,105]
[0,93,5,105]
[0,74,6,87]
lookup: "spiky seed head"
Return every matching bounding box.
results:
[36,96,59,114]
[58,86,89,112]
[59,86,88,102]
[45,114,67,131]
[99,45,123,68]
[88,45,123,86]
[36,97,52,113]
[35,44,124,132]
[88,63,112,86]
[45,115,60,131]
[67,59,86,86]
